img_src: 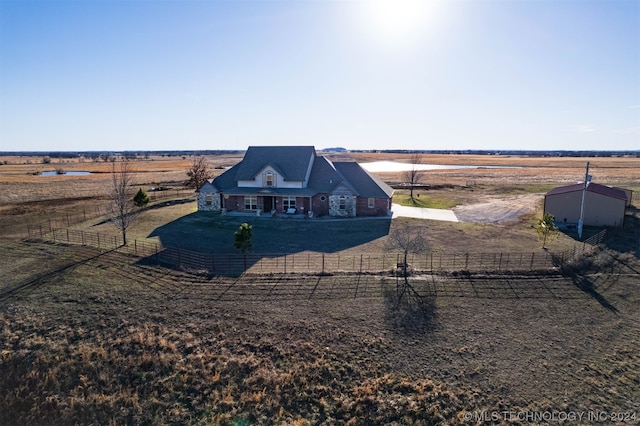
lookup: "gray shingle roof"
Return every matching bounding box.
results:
[204,146,393,200]
[234,146,315,182]
[333,162,394,198]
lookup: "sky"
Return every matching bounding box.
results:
[1,0,638,152]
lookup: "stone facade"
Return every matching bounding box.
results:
[196,146,394,218]
[329,194,356,217]
[197,191,221,212]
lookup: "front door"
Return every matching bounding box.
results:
[264,196,273,212]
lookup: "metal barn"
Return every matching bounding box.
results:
[544,182,629,227]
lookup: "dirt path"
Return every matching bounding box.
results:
[453,193,543,223]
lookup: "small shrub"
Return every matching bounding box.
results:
[133,188,150,208]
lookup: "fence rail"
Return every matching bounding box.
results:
[27,225,598,276]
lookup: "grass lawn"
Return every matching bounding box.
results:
[393,193,458,209]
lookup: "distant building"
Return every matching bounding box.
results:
[544,182,630,227]
[197,146,393,218]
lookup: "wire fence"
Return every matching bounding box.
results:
[24,189,195,233]
[27,225,603,277]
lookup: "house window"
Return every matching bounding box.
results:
[283,196,296,210]
[265,171,275,187]
[368,198,375,208]
[244,196,257,210]
[339,196,346,210]
[205,193,213,206]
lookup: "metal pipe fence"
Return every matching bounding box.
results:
[27,225,597,276]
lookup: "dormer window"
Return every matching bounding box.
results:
[265,171,275,187]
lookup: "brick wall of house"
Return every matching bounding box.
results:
[311,194,329,217]
[224,195,244,212]
[355,197,390,216]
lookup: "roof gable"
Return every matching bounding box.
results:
[196,179,217,193]
[333,162,394,198]
[235,146,315,182]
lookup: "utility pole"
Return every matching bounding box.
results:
[577,162,591,239]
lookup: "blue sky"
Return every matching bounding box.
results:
[1,0,638,152]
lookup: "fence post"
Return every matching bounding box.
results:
[498,253,503,270]
[359,254,363,274]
[322,253,325,275]
[66,229,69,242]
[284,255,287,274]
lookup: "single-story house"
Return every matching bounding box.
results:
[197,146,394,218]
[544,182,630,227]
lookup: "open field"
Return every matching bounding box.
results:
[0,152,639,424]
[0,240,639,424]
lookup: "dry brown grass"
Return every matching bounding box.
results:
[0,240,638,425]
[0,153,638,424]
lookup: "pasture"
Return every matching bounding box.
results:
[0,152,639,424]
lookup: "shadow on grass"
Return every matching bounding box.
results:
[149,211,392,254]
[0,243,117,304]
[146,211,392,276]
[559,210,639,260]
[569,273,619,314]
[552,251,620,314]
[383,277,438,335]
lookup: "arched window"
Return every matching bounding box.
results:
[265,171,274,187]
[339,195,346,210]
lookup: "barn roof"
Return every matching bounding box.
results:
[546,182,628,201]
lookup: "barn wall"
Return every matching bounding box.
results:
[545,191,625,227]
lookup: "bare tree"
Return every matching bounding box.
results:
[384,223,437,332]
[404,152,423,204]
[109,161,138,246]
[185,156,213,189]
[386,223,429,303]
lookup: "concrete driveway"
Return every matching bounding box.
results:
[391,203,459,222]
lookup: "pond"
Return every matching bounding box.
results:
[359,161,520,172]
[40,171,92,176]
